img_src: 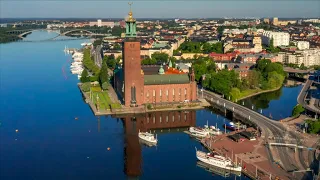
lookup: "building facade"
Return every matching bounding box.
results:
[262,31,290,47]
[276,49,320,67]
[295,41,310,50]
[114,9,197,107]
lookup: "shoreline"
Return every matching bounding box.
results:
[78,83,209,116]
[237,85,282,101]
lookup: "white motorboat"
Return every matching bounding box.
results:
[204,121,222,135]
[71,69,83,75]
[195,149,242,172]
[74,57,83,62]
[77,75,81,79]
[189,127,209,137]
[138,131,157,144]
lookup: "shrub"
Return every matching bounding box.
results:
[81,82,91,92]
[102,82,109,90]
[292,104,304,117]
[146,104,152,110]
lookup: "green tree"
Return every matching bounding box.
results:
[230,88,241,102]
[292,104,305,117]
[81,82,91,92]
[80,69,90,83]
[102,82,109,90]
[289,42,295,46]
[247,70,261,89]
[99,62,109,84]
[305,119,320,134]
[151,52,169,64]
[106,55,116,69]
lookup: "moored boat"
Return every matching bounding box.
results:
[204,121,222,135]
[138,131,157,144]
[195,149,242,172]
[189,127,209,137]
[223,122,245,131]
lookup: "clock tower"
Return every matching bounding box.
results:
[122,4,144,107]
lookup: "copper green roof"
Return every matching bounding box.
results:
[144,74,190,85]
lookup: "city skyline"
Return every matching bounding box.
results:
[1,1,320,19]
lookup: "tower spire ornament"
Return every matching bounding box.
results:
[125,2,136,37]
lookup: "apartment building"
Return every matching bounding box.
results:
[262,31,290,47]
[294,41,310,50]
[276,49,320,67]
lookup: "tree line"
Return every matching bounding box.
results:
[195,57,286,101]
[177,40,223,54]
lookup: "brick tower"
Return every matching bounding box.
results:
[122,4,144,107]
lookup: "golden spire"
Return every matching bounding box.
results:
[127,2,134,21]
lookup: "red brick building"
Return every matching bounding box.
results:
[114,9,197,107]
[209,52,239,61]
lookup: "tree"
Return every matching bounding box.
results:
[247,70,261,89]
[289,42,295,46]
[99,62,109,84]
[80,69,90,83]
[81,82,91,92]
[106,55,116,69]
[102,82,109,90]
[93,39,102,48]
[292,104,305,117]
[305,119,320,134]
[230,88,241,102]
[151,52,169,64]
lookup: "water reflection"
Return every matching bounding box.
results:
[239,83,302,120]
[196,161,241,178]
[118,110,196,178]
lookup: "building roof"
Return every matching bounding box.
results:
[144,74,190,85]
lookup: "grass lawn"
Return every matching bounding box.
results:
[89,86,121,110]
[239,88,261,98]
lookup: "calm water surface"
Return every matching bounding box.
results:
[0,31,300,180]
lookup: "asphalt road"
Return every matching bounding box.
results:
[297,78,320,114]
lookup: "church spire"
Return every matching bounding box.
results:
[125,2,137,37]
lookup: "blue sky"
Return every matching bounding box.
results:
[1,1,319,18]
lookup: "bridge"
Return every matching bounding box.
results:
[297,78,320,115]
[284,67,311,74]
[268,143,316,150]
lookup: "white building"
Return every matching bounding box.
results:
[97,19,102,27]
[89,20,114,28]
[276,49,320,67]
[261,31,290,47]
[294,41,310,50]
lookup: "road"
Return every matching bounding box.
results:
[297,78,320,114]
[92,45,102,68]
[201,89,308,173]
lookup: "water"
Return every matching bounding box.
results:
[0,31,248,180]
[240,85,303,120]
[0,30,302,180]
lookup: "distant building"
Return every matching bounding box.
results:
[294,41,310,50]
[276,49,320,67]
[262,31,290,47]
[89,20,114,27]
[209,52,238,61]
[263,18,270,24]
[237,53,277,63]
[272,17,279,26]
[0,23,7,28]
